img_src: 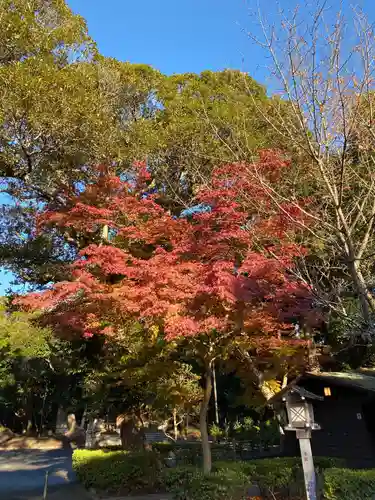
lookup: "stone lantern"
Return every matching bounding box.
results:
[283,386,323,500]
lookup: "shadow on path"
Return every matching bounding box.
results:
[5,484,93,500]
[0,449,77,499]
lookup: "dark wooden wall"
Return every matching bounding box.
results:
[283,379,375,468]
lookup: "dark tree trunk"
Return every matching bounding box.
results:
[200,364,213,474]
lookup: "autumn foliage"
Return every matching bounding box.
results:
[18,151,317,349]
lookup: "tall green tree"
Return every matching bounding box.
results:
[0,1,162,285]
[0,299,88,432]
[142,69,282,212]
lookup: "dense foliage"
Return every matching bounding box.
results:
[0,0,276,289]
[2,1,375,484]
[72,449,346,499]
[16,152,317,470]
[323,468,375,500]
[72,449,163,494]
[0,300,95,432]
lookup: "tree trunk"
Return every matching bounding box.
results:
[101,224,109,241]
[212,361,219,425]
[307,338,320,372]
[26,419,33,435]
[348,258,373,338]
[173,408,178,441]
[200,364,213,474]
[80,407,87,428]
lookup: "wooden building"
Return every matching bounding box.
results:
[273,372,375,468]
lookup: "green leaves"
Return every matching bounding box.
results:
[324,468,375,500]
[0,0,94,66]
[0,300,51,359]
[73,449,162,494]
[145,69,275,211]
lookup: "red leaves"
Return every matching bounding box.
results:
[39,203,113,234]
[76,245,130,277]
[17,152,318,350]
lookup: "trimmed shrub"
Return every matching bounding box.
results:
[153,441,204,466]
[213,460,256,476]
[152,441,253,465]
[248,456,344,471]
[162,466,204,492]
[163,465,249,500]
[248,457,297,497]
[314,456,346,470]
[324,468,375,500]
[163,458,345,500]
[73,448,348,499]
[246,456,344,498]
[72,449,162,494]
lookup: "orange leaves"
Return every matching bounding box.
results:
[16,153,318,349]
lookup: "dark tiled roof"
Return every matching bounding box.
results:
[306,371,375,392]
[268,370,375,406]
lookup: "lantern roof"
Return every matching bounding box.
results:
[268,383,323,405]
[283,385,324,401]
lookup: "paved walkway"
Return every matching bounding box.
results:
[0,449,85,499]
[0,448,172,499]
[98,496,171,500]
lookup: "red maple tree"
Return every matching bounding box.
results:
[18,152,318,472]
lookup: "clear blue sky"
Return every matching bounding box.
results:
[67,0,374,81]
[68,0,261,77]
[1,0,374,293]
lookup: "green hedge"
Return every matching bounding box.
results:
[72,449,162,494]
[152,441,266,465]
[73,449,353,500]
[162,457,345,500]
[324,468,375,500]
[153,442,346,469]
[163,465,249,500]
[246,457,344,498]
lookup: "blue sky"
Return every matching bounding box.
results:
[1,0,375,293]
[68,0,260,77]
[67,0,374,82]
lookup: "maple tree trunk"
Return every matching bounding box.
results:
[200,365,213,474]
[212,361,219,425]
[101,224,109,242]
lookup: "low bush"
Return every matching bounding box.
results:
[153,441,201,454]
[153,441,207,466]
[324,468,375,500]
[73,449,349,499]
[248,456,344,472]
[163,458,343,500]
[247,457,298,497]
[213,460,256,476]
[314,456,346,470]
[153,441,255,465]
[246,456,344,498]
[72,449,162,494]
[163,465,249,500]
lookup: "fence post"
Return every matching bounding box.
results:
[43,470,49,500]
